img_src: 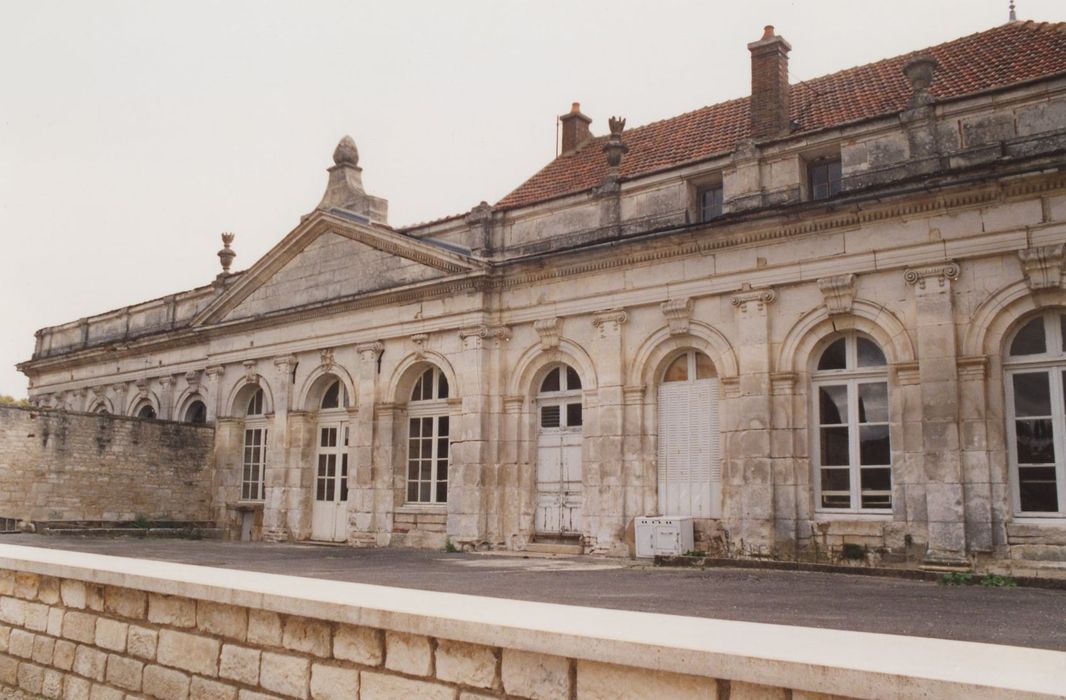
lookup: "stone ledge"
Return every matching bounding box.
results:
[0,544,1062,699]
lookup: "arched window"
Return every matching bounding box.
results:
[1005,311,1066,515]
[312,378,350,542]
[135,402,156,420]
[183,399,207,424]
[241,388,267,502]
[406,367,450,504]
[658,350,721,517]
[812,333,891,512]
[538,364,583,429]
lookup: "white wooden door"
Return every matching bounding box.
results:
[536,403,583,534]
[657,379,721,517]
[311,421,349,542]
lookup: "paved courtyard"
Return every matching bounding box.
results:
[8,535,1066,651]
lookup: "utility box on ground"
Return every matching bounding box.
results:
[635,516,694,558]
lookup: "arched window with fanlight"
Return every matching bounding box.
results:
[1005,311,1066,515]
[312,378,351,542]
[535,363,584,535]
[241,388,267,502]
[812,333,892,512]
[657,350,721,518]
[406,366,450,504]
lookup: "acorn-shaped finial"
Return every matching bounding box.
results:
[333,135,359,167]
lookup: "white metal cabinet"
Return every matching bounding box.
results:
[635,516,694,558]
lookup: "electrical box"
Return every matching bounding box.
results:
[634,516,694,558]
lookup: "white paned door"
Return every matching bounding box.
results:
[536,408,583,534]
[311,421,349,542]
[657,379,721,517]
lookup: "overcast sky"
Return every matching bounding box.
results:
[1,0,1062,397]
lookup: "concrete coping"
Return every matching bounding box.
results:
[0,543,1063,699]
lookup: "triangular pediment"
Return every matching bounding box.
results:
[194,209,484,326]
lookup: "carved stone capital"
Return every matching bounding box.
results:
[770,372,797,395]
[817,274,856,315]
[273,355,298,374]
[730,284,776,313]
[375,402,398,418]
[112,382,129,396]
[534,318,561,350]
[459,325,510,349]
[623,385,646,403]
[893,361,921,386]
[1018,244,1064,291]
[242,360,259,384]
[90,385,110,399]
[661,298,693,336]
[957,356,988,381]
[592,309,628,337]
[157,376,174,390]
[134,377,149,395]
[720,376,741,399]
[357,342,384,363]
[904,261,959,290]
[204,365,225,379]
[503,395,525,412]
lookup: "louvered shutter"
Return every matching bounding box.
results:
[658,383,690,515]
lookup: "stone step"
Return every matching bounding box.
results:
[524,542,583,555]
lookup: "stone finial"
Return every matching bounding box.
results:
[603,116,629,169]
[903,55,939,107]
[1009,0,1017,22]
[217,233,236,274]
[333,135,360,168]
[316,135,388,223]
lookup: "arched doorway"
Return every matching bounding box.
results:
[657,350,721,517]
[535,363,583,535]
[312,378,351,542]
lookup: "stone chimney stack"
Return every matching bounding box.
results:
[559,102,592,154]
[748,25,792,140]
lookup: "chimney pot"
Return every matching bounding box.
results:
[559,102,593,154]
[748,25,792,140]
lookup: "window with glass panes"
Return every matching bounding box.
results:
[698,185,723,221]
[537,364,583,430]
[808,158,842,201]
[812,333,892,511]
[241,388,267,501]
[1005,312,1066,515]
[406,367,450,504]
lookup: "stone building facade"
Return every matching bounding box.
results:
[17,21,1066,572]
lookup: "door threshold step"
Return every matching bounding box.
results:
[524,542,583,555]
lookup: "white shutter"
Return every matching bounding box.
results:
[658,383,691,516]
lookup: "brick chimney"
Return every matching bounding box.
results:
[748,25,792,140]
[559,102,592,154]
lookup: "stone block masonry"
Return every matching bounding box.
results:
[0,545,1061,700]
[0,406,213,524]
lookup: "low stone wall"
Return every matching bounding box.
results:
[0,406,214,524]
[0,545,1062,700]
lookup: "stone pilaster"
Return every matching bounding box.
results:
[204,365,224,423]
[351,342,383,545]
[622,384,647,545]
[587,309,628,554]
[726,284,776,554]
[957,357,996,555]
[262,355,297,541]
[904,262,967,565]
[158,377,175,420]
[111,383,129,417]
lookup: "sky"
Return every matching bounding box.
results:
[1,0,1062,397]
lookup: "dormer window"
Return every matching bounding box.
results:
[808,157,842,200]
[698,185,724,221]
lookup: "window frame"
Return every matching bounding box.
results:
[536,363,583,432]
[405,367,451,505]
[1004,311,1066,517]
[240,423,267,502]
[811,333,893,515]
[807,156,842,201]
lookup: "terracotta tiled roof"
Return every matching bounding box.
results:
[496,21,1066,211]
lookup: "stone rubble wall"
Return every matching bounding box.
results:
[0,406,214,525]
[0,545,1061,700]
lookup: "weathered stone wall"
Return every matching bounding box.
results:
[0,544,1061,700]
[0,406,214,524]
